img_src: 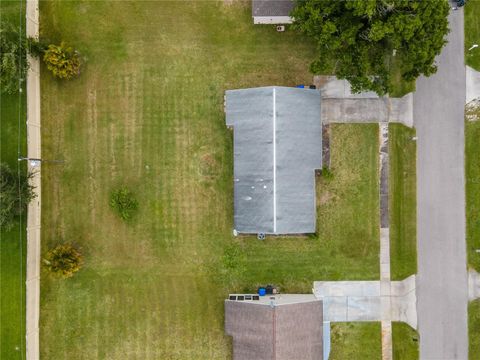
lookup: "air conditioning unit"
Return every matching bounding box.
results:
[276,26,285,32]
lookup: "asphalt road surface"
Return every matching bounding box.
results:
[414,7,468,360]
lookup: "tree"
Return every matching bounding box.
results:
[43,42,81,79]
[44,243,83,278]
[0,21,28,94]
[0,163,36,230]
[292,0,450,95]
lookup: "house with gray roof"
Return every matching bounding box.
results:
[225,86,322,235]
[225,294,323,360]
[252,0,295,24]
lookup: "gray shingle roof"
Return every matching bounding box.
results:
[226,86,322,234]
[252,0,295,17]
[225,298,323,360]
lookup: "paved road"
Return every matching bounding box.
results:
[414,8,468,360]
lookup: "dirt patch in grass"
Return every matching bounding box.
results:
[466,100,480,122]
[196,148,221,181]
[319,190,336,205]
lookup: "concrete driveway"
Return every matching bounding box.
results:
[466,65,480,103]
[414,7,468,360]
[313,276,417,329]
[314,76,414,127]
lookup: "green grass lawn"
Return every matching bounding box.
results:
[39,1,380,358]
[466,100,480,357]
[392,322,419,360]
[466,117,480,272]
[389,124,417,280]
[465,0,480,71]
[0,227,26,360]
[388,56,416,98]
[387,124,418,357]
[330,322,382,360]
[229,123,380,292]
[469,299,480,360]
[0,1,27,360]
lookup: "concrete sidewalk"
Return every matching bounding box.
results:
[25,1,41,359]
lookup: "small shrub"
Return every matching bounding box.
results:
[321,165,334,181]
[44,243,83,278]
[27,37,48,57]
[43,42,81,79]
[110,188,138,221]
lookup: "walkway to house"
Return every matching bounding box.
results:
[25,1,41,359]
[470,270,480,301]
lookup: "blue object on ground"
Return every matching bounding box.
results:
[296,84,305,88]
[258,287,266,296]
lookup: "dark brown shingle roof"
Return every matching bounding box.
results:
[225,299,323,360]
[252,0,295,17]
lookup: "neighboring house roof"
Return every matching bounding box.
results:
[225,86,322,234]
[252,0,295,17]
[225,295,323,360]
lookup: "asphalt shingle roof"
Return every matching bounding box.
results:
[225,298,323,360]
[226,86,322,234]
[252,0,295,17]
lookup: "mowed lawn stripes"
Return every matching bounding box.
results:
[39,1,380,358]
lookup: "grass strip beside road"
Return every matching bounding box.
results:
[469,299,480,360]
[389,123,417,281]
[465,0,480,71]
[466,119,480,272]
[388,56,416,98]
[392,322,419,360]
